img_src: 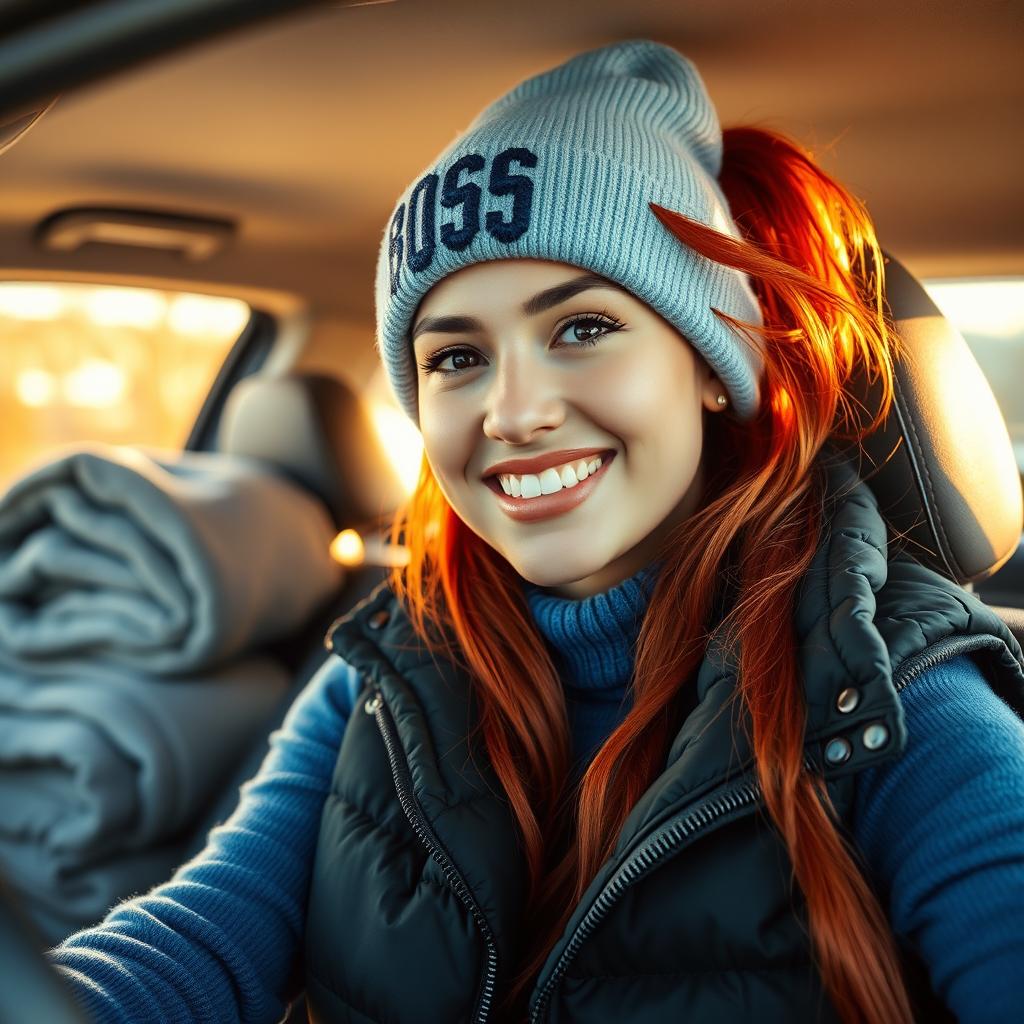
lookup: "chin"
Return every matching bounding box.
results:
[510,552,605,591]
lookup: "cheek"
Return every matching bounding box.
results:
[419,397,477,496]
[585,352,702,443]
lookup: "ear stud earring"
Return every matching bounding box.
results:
[716,394,728,407]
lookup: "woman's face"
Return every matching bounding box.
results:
[412,258,726,598]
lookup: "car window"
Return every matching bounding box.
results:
[923,278,1024,474]
[0,281,250,490]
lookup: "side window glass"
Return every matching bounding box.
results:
[0,282,250,489]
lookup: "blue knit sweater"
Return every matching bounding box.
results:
[50,566,1024,1023]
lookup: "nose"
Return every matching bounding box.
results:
[481,350,565,444]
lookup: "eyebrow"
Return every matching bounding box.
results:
[410,273,627,343]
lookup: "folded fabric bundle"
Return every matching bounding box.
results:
[0,654,290,942]
[0,443,346,939]
[0,443,344,675]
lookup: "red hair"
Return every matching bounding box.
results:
[386,125,914,1022]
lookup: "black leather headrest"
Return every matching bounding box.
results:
[217,372,407,531]
[849,253,1022,584]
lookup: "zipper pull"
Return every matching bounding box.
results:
[364,689,383,715]
[322,619,343,652]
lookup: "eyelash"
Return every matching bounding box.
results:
[417,310,625,378]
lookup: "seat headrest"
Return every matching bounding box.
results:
[217,372,407,531]
[849,253,1022,584]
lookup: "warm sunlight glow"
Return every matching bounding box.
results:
[1,281,250,490]
[168,294,250,338]
[15,369,58,408]
[369,401,424,494]
[63,359,128,408]
[923,277,1024,475]
[812,196,850,271]
[923,279,1024,339]
[772,384,794,425]
[331,529,366,566]
[86,287,167,330]
[0,284,64,320]
[330,528,411,568]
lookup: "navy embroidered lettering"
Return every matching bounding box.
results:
[486,147,537,243]
[440,153,485,252]
[391,150,538,283]
[406,172,438,273]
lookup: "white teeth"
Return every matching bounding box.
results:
[520,474,542,498]
[497,455,605,500]
[538,468,562,494]
[498,475,514,497]
[558,464,578,488]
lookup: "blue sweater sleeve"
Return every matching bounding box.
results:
[47,654,364,1024]
[851,653,1024,1024]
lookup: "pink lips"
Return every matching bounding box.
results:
[485,452,615,523]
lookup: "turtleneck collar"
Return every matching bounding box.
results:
[522,561,663,693]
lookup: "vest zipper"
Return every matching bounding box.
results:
[891,635,1005,693]
[366,685,499,1024]
[527,634,1008,1019]
[528,771,763,1023]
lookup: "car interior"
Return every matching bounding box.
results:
[0,2,1021,1021]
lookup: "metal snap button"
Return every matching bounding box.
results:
[364,693,383,715]
[862,723,890,751]
[836,687,861,714]
[824,737,852,765]
[368,609,390,630]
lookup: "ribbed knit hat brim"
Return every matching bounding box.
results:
[374,39,765,424]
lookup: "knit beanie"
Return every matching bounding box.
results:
[374,38,765,426]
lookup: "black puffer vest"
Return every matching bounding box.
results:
[304,460,1024,1023]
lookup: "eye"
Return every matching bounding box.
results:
[555,311,625,348]
[417,310,625,378]
[418,347,482,376]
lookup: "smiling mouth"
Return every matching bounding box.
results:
[483,451,616,523]
[483,450,615,496]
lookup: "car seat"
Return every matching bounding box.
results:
[848,253,1024,640]
[178,371,407,861]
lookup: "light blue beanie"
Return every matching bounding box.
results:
[374,38,765,425]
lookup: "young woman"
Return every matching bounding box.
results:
[51,39,1024,1024]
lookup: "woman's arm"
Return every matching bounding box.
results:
[851,652,1024,1024]
[47,654,363,1024]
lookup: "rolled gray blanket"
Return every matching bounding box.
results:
[0,444,345,674]
[0,655,290,942]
